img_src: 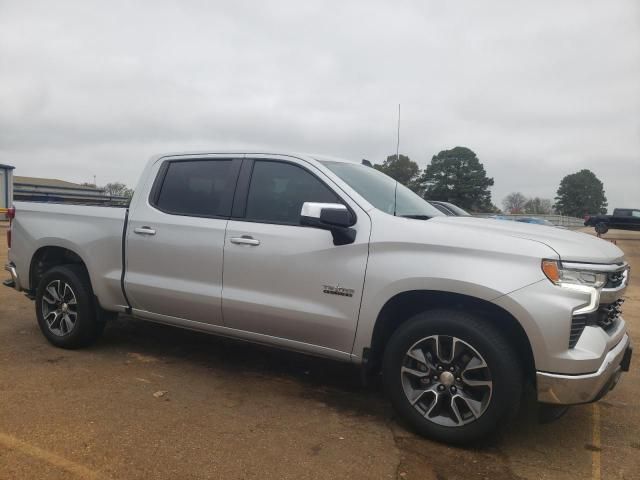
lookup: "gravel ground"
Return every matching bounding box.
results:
[1,223,638,480]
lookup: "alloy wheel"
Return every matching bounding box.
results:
[401,335,493,427]
[41,280,79,337]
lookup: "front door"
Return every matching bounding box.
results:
[222,156,370,354]
[125,156,241,325]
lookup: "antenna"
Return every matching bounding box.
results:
[393,103,400,216]
[396,103,401,161]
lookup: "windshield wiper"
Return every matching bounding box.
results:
[399,214,431,220]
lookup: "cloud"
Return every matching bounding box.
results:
[1,0,638,210]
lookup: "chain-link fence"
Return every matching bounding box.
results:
[472,213,585,229]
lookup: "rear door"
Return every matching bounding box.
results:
[221,156,371,355]
[125,155,241,325]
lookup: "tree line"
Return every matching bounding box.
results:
[373,147,608,216]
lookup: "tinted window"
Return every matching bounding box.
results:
[321,161,443,218]
[155,160,236,217]
[245,161,341,224]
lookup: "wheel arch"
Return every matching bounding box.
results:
[368,290,536,382]
[29,245,89,292]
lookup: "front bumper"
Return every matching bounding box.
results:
[3,262,21,291]
[537,334,632,404]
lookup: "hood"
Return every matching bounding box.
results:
[430,216,625,264]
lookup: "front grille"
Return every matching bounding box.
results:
[605,269,627,289]
[568,299,624,348]
[597,299,623,331]
[569,315,588,349]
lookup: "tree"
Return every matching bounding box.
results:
[502,192,527,214]
[104,182,134,199]
[554,169,607,217]
[374,154,421,193]
[523,197,553,215]
[419,147,494,212]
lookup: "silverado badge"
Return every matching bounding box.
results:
[322,285,355,297]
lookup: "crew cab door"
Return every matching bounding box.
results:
[222,156,370,355]
[124,155,241,325]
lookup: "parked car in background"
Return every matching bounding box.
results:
[585,208,640,235]
[515,217,555,226]
[427,200,471,216]
[516,217,568,229]
[4,151,632,445]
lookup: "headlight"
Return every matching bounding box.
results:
[541,260,607,288]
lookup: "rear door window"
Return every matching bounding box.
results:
[154,160,238,217]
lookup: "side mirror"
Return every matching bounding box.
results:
[300,202,357,245]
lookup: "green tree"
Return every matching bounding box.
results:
[554,170,607,217]
[374,154,421,193]
[420,147,494,212]
[104,182,134,199]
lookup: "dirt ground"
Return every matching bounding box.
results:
[0,222,638,480]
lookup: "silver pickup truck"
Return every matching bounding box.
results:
[4,152,632,444]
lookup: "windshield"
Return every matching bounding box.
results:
[321,161,443,218]
[440,202,471,216]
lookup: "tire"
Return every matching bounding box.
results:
[382,309,523,445]
[35,265,106,349]
[595,223,609,235]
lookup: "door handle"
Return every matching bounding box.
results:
[134,226,156,235]
[230,236,260,246]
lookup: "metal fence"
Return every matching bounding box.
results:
[472,213,585,229]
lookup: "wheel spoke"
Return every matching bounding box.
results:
[450,337,466,363]
[407,347,427,365]
[463,356,487,372]
[44,310,60,327]
[461,377,492,388]
[409,385,437,406]
[46,282,61,302]
[63,283,76,304]
[401,366,429,378]
[42,293,56,305]
[424,391,440,417]
[454,393,483,419]
[449,396,464,425]
[62,314,74,334]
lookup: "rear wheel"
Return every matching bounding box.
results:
[383,309,523,444]
[35,265,106,349]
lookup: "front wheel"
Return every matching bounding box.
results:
[383,309,523,444]
[595,222,609,235]
[35,265,106,349]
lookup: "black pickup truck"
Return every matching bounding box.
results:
[585,208,640,234]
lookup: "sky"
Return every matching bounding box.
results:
[1,0,638,212]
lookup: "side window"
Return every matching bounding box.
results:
[244,161,341,225]
[154,160,237,217]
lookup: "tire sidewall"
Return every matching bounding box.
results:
[595,223,608,234]
[383,309,522,444]
[35,266,97,349]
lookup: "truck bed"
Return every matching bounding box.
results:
[9,201,129,310]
